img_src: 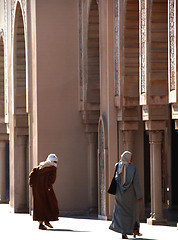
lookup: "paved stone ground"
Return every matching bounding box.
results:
[1,204,177,240]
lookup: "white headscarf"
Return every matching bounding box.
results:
[39,153,58,169]
[118,151,132,185]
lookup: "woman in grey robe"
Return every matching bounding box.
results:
[109,151,142,239]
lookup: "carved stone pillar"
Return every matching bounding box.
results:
[87,132,98,213]
[147,131,167,225]
[0,141,7,202]
[123,130,135,153]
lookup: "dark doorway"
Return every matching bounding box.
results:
[6,142,9,201]
[144,131,150,207]
[171,120,178,207]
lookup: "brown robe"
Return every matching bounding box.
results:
[29,165,59,221]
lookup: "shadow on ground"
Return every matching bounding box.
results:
[128,238,157,240]
[47,228,90,232]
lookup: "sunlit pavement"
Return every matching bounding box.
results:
[0,204,178,240]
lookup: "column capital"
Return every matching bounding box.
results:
[122,130,135,153]
[149,131,163,145]
[145,120,166,131]
[86,132,97,144]
[119,121,138,131]
[122,130,135,142]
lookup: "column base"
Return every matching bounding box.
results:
[88,207,97,215]
[0,199,9,204]
[147,217,167,225]
[98,214,107,220]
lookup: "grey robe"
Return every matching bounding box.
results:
[109,163,142,235]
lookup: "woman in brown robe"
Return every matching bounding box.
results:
[29,153,59,230]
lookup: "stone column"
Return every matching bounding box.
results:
[87,132,98,213]
[0,141,7,202]
[147,131,167,225]
[123,130,135,153]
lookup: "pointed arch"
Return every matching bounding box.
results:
[87,0,100,107]
[14,1,27,115]
[12,1,29,212]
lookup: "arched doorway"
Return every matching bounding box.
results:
[86,0,100,214]
[13,2,29,213]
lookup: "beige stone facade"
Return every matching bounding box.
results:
[0,0,177,225]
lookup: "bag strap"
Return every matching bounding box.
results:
[114,163,119,177]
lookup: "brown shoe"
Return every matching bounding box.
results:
[39,223,47,230]
[133,231,143,238]
[45,221,53,228]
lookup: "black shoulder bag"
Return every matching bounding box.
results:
[107,164,118,195]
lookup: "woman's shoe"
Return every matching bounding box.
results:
[45,221,54,228]
[39,223,47,230]
[133,231,142,238]
[122,234,128,239]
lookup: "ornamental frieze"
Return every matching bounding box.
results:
[114,0,120,97]
[139,0,147,95]
[78,0,84,103]
[4,0,8,122]
[168,0,176,92]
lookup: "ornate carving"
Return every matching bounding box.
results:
[4,0,8,123]
[140,0,147,94]
[114,0,120,97]
[78,0,83,102]
[98,115,107,218]
[169,0,176,91]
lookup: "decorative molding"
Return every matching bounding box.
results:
[139,0,147,96]
[78,0,90,107]
[168,0,176,94]
[98,114,107,218]
[114,0,120,97]
[4,0,8,123]
[78,0,84,103]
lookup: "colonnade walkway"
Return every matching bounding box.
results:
[0,204,177,240]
